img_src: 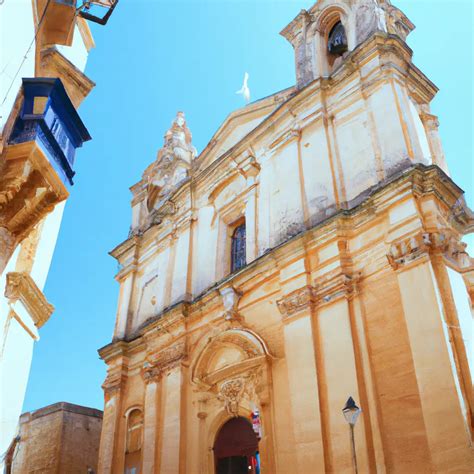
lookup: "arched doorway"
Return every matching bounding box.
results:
[213,417,260,474]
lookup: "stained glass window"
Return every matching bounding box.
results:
[231,223,246,272]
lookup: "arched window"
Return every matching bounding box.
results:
[231,222,246,273]
[328,21,348,55]
[125,409,143,474]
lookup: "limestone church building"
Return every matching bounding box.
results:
[97,1,474,473]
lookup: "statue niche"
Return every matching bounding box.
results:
[144,111,197,214]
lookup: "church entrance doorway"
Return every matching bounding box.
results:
[213,417,260,474]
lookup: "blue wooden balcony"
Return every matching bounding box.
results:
[8,78,91,185]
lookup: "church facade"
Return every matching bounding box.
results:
[98,1,474,473]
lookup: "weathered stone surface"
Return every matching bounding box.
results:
[98,1,474,473]
[6,402,102,473]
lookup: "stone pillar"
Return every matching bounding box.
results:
[159,366,184,474]
[314,275,370,473]
[389,240,473,471]
[420,112,449,175]
[237,153,260,264]
[196,402,208,474]
[277,286,326,473]
[148,342,186,474]
[97,386,123,474]
[244,178,258,264]
[142,376,160,474]
[114,272,134,339]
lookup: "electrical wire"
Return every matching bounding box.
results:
[0,0,53,108]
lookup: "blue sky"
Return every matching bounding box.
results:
[24,0,473,412]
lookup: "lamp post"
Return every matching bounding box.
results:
[342,396,362,474]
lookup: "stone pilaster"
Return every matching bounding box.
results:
[388,237,474,471]
[144,342,186,474]
[142,375,160,474]
[420,112,448,175]
[98,367,128,474]
[312,272,370,473]
[277,286,325,473]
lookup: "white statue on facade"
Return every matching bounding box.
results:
[145,112,196,212]
[355,0,388,44]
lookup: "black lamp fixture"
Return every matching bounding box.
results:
[342,396,362,473]
[77,0,119,25]
[342,396,362,426]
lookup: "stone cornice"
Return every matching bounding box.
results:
[98,340,129,363]
[102,165,473,349]
[5,272,54,328]
[109,235,140,262]
[192,34,436,190]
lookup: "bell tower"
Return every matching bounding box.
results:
[281,0,414,87]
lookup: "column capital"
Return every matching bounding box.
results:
[387,231,472,271]
[102,369,128,396]
[419,112,440,131]
[143,341,187,382]
[313,272,360,305]
[277,286,317,319]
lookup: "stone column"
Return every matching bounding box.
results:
[277,286,326,473]
[142,375,160,474]
[389,237,473,471]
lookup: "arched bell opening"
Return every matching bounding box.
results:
[213,417,260,474]
[327,20,348,68]
[312,5,351,76]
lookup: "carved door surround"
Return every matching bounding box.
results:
[190,328,274,474]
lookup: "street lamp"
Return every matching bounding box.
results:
[342,396,362,474]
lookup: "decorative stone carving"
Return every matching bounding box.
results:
[102,369,127,395]
[219,378,245,416]
[387,232,472,270]
[314,272,360,304]
[219,286,242,321]
[144,112,196,214]
[355,0,388,44]
[143,341,187,381]
[355,1,414,45]
[5,272,54,328]
[276,286,317,318]
[384,2,415,41]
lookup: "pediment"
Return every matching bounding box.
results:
[196,87,295,172]
[191,329,269,388]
